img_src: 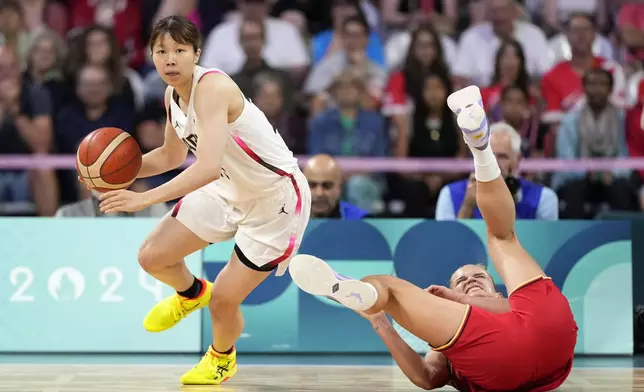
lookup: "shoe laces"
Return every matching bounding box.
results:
[170,295,192,321]
[192,351,233,377]
[192,351,218,374]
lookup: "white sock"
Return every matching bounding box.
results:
[470,144,501,182]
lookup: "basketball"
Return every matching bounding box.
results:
[76,127,142,193]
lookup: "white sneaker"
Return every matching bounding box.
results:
[447,85,482,114]
[447,86,489,149]
[288,254,378,312]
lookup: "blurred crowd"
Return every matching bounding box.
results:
[0,0,644,219]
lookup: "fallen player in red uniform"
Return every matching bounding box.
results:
[288,86,579,391]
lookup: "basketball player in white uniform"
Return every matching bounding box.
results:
[97,16,311,385]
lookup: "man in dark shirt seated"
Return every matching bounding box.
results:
[303,153,368,219]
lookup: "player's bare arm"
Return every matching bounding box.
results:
[141,73,232,205]
[136,86,189,179]
[365,312,450,390]
[98,74,233,213]
[428,285,511,314]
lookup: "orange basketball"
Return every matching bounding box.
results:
[76,127,142,193]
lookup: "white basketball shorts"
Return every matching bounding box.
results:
[168,169,311,275]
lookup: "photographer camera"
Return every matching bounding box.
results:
[436,122,558,220]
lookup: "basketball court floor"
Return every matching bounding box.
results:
[0,354,642,391]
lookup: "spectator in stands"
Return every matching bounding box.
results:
[56,64,134,155]
[303,153,368,219]
[546,0,615,65]
[252,73,306,154]
[64,0,145,69]
[541,13,626,125]
[541,0,603,34]
[436,122,558,220]
[305,16,387,115]
[201,0,309,76]
[379,0,458,35]
[268,0,380,36]
[149,0,201,32]
[55,181,169,217]
[308,67,388,213]
[0,0,31,68]
[384,20,457,72]
[382,24,450,157]
[452,0,551,87]
[311,0,385,67]
[408,72,463,160]
[0,46,58,216]
[231,19,294,103]
[23,29,68,113]
[66,25,140,110]
[553,68,633,219]
[617,1,644,65]
[498,85,548,158]
[548,33,615,66]
[222,0,319,33]
[480,40,533,122]
[21,0,59,36]
[401,71,465,217]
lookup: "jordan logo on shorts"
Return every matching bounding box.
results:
[279,204,288,215]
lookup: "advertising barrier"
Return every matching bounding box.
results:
[0,219,632,355]
[0,219,203,353]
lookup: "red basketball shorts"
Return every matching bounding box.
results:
[436,277,579,391]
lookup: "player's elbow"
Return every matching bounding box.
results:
[409,369,444,390]
[413,365,449,390]
[169,153,187,170]
[162,144,187,170]
[410,376,439,390]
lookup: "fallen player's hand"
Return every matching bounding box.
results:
[356,310,385,321]
[357,310,390,331]
[426,285,464,303]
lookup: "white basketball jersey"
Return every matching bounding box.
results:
[168,66,298,201]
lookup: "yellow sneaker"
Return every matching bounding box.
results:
[143,279,212,332]
[180,346,238,385]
